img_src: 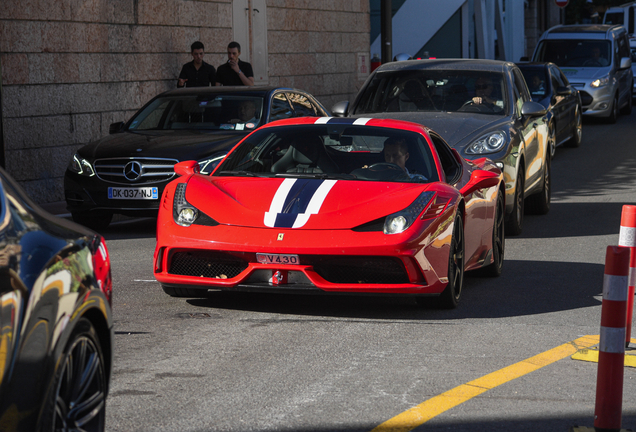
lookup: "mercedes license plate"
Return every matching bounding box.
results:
[108,187,158,200]
[256,253,299,265]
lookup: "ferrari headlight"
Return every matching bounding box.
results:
[591,75,610,88]
[384,191,435,234]
[68,154,95,177]
[173,183,198,227]
[198,152,228,175]
[465,131,507,155]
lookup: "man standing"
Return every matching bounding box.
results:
[215,42,254,86]
[177,41,216,88]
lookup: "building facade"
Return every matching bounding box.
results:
[0,0,370,203]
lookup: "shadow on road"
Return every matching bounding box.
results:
[186,259,603,320]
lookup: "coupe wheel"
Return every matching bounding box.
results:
[565,105,582,148]
[506,167,524,236]
[526,155,551,215]
[482,191,505,277]
[435,215,465,309]
[42,318,107,432]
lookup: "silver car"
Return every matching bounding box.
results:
[530,24,633,123]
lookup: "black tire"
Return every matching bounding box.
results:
[621,88,633,115]
[71,212,113,231]
[565,105,582,148]
[505,166,524,236]
[526,155,551,215]
[161,284,209,298]
[607,93,619,124]
[482,190,505,277]
[42,318,107,432]
[434,215,465,309]
[547,121,556,159]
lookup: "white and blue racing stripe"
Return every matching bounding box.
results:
[314,117,372,125]
[264,178,337,228]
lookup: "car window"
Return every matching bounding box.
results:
[520,67,547,100]
[618,34,630,60]
[287,92,317,117]
[550,65,567,87]
[512,68,529,114]
[534,40,612,67]
[214,125,440,183]
[353,70,506,115]
[269,93,294,122]
[127,95,264,131]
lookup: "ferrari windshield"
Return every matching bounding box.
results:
[127,95,264,131]
[214,125,440,183]
[353,70,507,115]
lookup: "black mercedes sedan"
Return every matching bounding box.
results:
[517,62,583,159]
[0,166,113,431]
[332,59,550,236]
[65,86,329,229]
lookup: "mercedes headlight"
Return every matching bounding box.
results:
[384,191,435,234]
[173,183,198,227]
[465,131,507,155]
[198,152,228,175]
[591,75,610,88]
[68,154,95,176]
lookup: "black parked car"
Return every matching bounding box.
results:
[332,59,549,236]
[65,86,329,229]
[0,166,113,431]
[518,62,583,158]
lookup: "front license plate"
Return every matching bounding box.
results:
[256,253,299,265]
[108,187,158,200]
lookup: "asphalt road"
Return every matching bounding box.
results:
[101,111,636,432]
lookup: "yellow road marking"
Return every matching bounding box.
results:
[571,337,636,367]
[370,335,600,432]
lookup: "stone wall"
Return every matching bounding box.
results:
[0,0,370,203]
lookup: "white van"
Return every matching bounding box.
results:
[531,24,633,123]
[603,2,636,35]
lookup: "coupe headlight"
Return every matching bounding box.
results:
[68,154,95,176]
[464,131,507,155]
[591,75,610,88]
[384,191,435,235]
[198,152,228,175]
[173,183,198,227]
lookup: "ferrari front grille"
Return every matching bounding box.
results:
[94,157,178,185]
[169,252,249,279]
[311,256,409,284]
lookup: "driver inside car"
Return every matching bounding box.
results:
[383,137,427,181]
[472,76,498,108]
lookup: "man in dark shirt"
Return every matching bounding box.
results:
[215,41,254,86]
[177,41,216,88]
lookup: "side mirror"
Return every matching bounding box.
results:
[620,56,632,70]
[331,101,350,118]
[556,86,573,96]
[109,122,125,134]
[174,161,200,177]
[521,100,547,117]
[460,170,500,196]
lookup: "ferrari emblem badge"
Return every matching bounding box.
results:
[277,233,284,241]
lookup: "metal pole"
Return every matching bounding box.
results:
[381,0,392,64]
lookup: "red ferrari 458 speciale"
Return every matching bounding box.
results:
[153,117,505,308]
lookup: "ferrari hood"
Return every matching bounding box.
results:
[184,176,437,230]
[77,130,247,161]
[350,112,509,150]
